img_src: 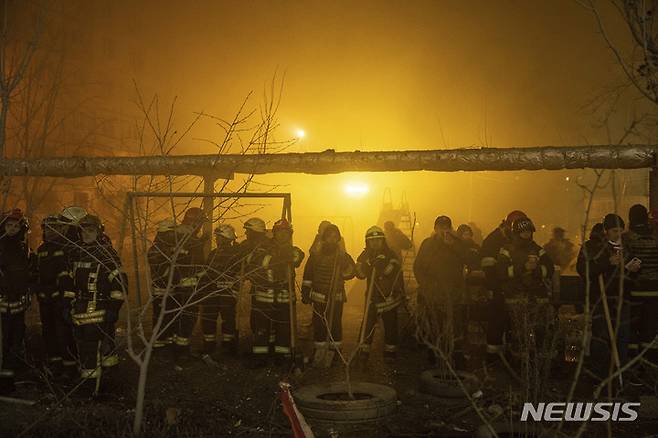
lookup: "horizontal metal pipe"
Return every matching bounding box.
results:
[128,191,290,199]
[0,145,655,177]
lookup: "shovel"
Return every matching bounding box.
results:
[314,254,340,368]
[356,266,377,363]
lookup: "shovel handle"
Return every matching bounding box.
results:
[358,267,377,347]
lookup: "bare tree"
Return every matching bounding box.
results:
[106,77,294,436]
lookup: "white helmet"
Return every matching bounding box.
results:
[214,224,237,241]
[61,206,88,225]
[157,218,176,233]
[243,217,266,233]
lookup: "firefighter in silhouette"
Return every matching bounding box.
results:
[266,218,304,364]
[67,214,127,395]
[147,218,178,357]
[0,209,32,395]
[309,220,346,255]
[496,217,554,371]
[199,224,241,365]
[623,205,658,363]
[480,210,527,361]
[414,215,475,368]
[171,207,207,366]
[356,226,405,360]
[33,214,78,380]
[240,217,274,367]
[577,213,640,377]
[301,223,356,364]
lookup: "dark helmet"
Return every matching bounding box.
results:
[457,224,473,235]
[322,223,341,241]
[182,207,207,226]
[42,214,67,241]
[79,214,103,230]
[365,225,385,241]
[1,208,29,231]
[504,210,527,228]
[434,215,452,229]
[511,218,536,234]
[42,214,63,227]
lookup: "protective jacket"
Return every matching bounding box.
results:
[497,239,554,303]
[0,233,32,315]
[301,246,356,304]
[68,241,127,326]
[356,246,404,313]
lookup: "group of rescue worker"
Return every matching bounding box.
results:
[2,201,657,398]
[411,206,658,383]
[147,211,306,369]
[0,206,127,396]
[147,212,406,369]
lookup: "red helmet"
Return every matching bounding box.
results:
[2,208,27,225]
[1,208,28,232]
[272,218,293,234]
[5,208,24,222]
[182,207,207,226]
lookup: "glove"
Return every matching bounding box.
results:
[301,286,311,305]
[373,254,387,272]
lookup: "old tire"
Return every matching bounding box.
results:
[419,369,480,399]
[293,382,397,424]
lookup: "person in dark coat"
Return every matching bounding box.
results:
[577,213,640,378]
[623,204,658,362]
[479,210,527,359]
[413,215,476,368]
[301,224,356,364]
[356,226,405,360]
[0,209,31,395]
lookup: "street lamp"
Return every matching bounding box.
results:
[344,182,369,198]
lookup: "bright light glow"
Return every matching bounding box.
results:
[565,176,570,181]
[295,129,306,139]
[344,182,370,198]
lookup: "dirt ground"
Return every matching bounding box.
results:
[2,281,658,437]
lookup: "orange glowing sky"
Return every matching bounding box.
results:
[12,0,655,247]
